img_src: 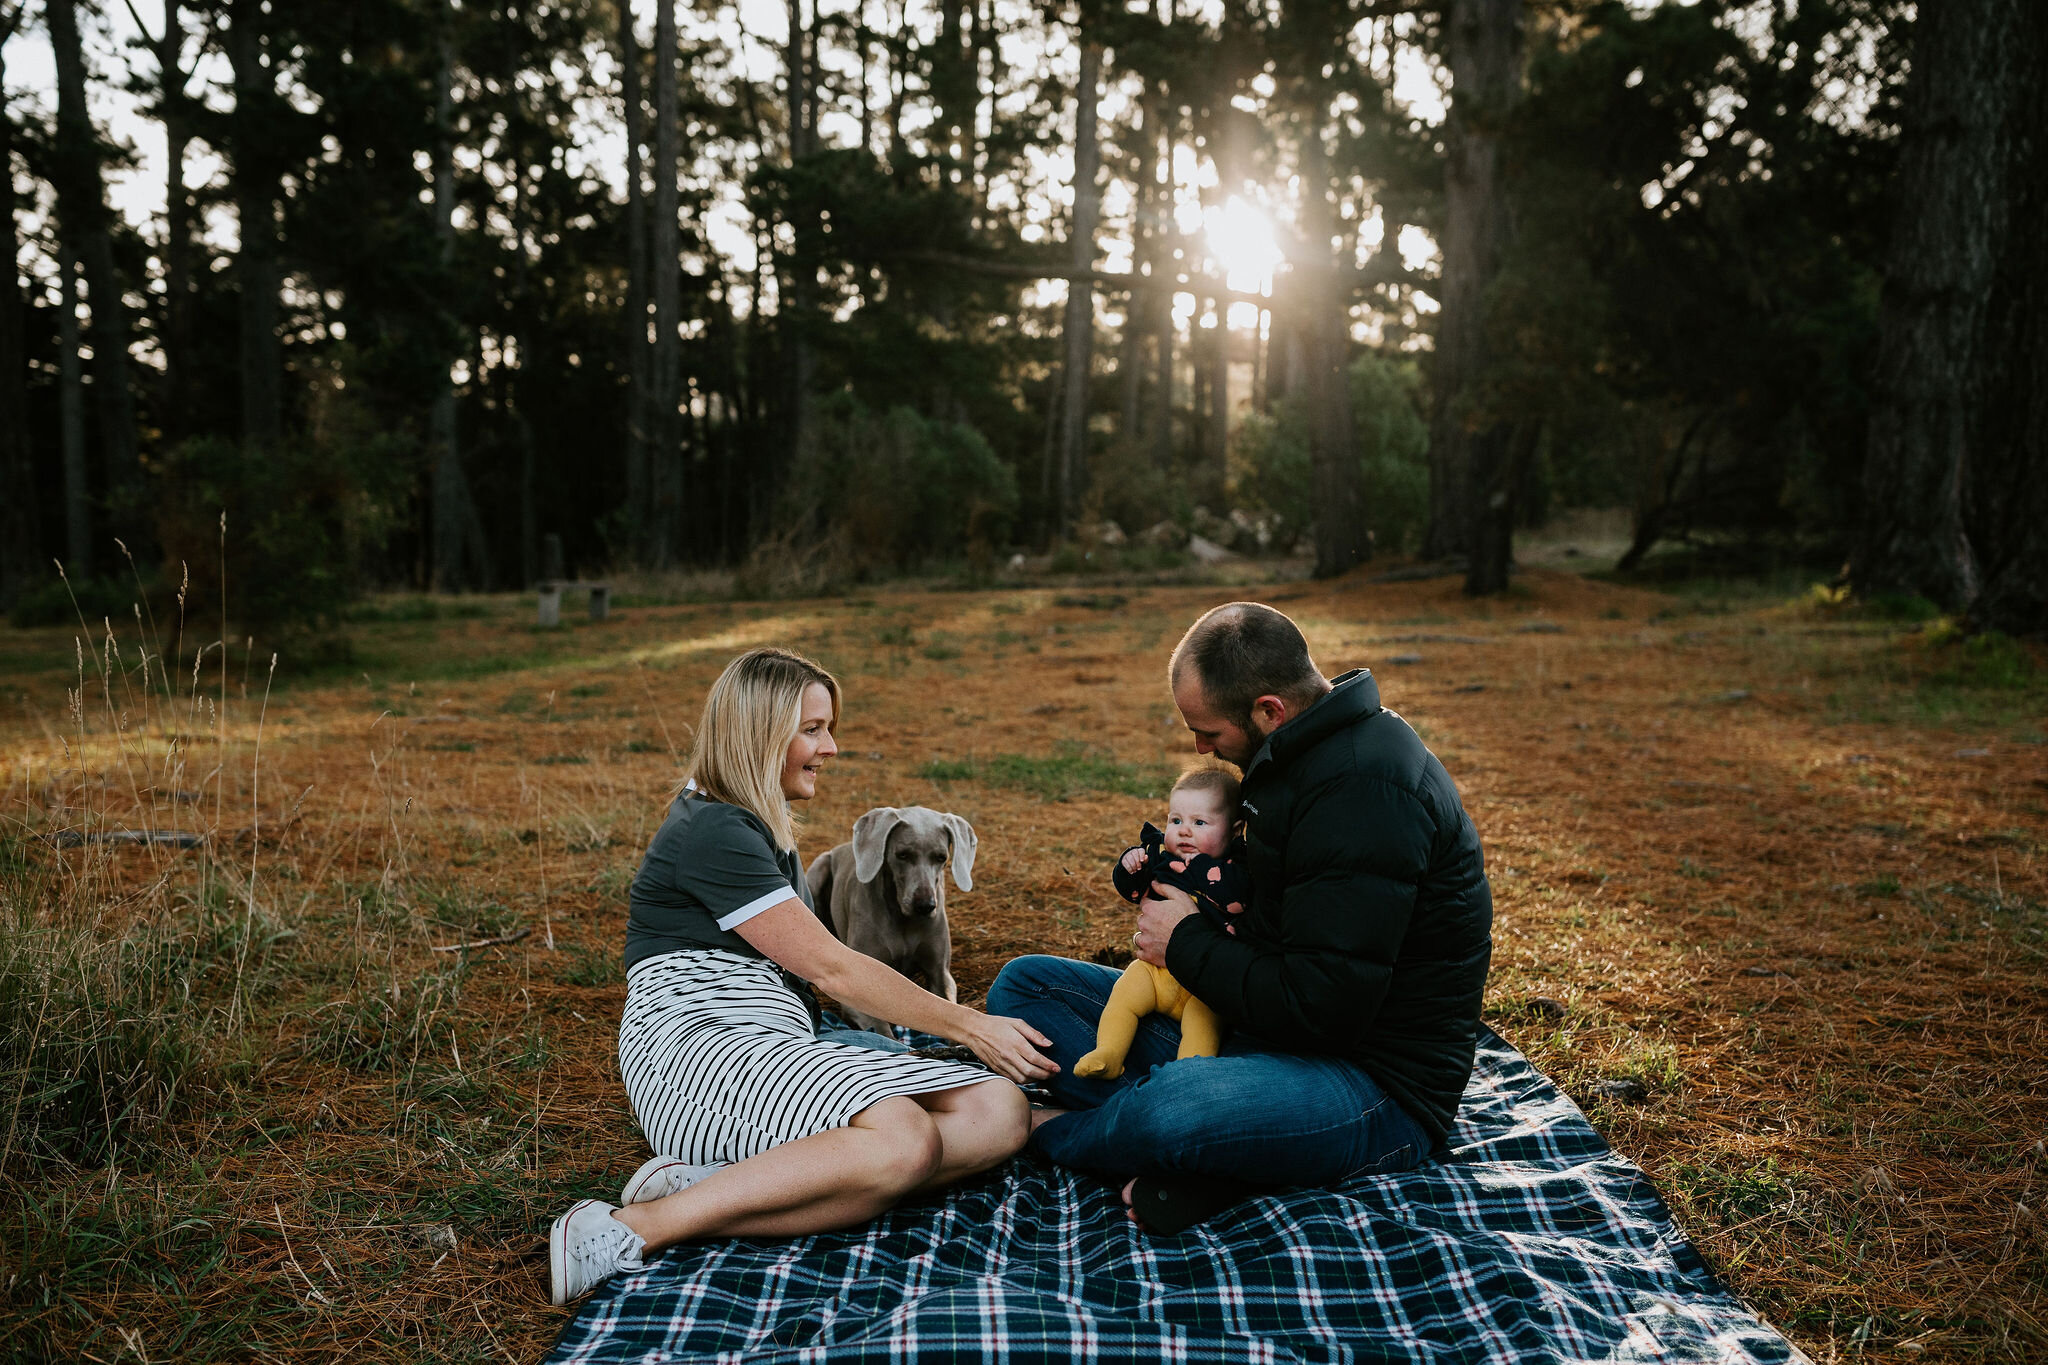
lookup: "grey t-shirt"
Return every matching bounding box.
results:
[624,790,816,974]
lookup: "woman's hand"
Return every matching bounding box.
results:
[953,1012,1057,1085]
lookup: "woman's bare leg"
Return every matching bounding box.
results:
[909,1080,1030,1191]
[614,1096,941,1251]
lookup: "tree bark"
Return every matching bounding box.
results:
[123,0,197,439]
[649,0,682,566]
[429,15,487,592]
[1298,85,1366,579]
[1149,101,1174,469]
[0,12,41,605]
[1119,99,1155,440]
[58,245,92,576]
[228,0,283,454]
[1056,38,1104,535]
[779,0,817,517]
[1425,0,1521,576]
[48,0,140,513]
[1853,0,2046,633]
[620,0,652,564]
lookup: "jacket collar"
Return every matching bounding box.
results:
[1241,668,1380,784]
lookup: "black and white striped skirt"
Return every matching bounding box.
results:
[618,949,997,1164]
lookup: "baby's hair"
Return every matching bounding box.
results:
[1172,762,1241,815]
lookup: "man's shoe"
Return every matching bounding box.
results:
[549,1199,646,1305]
[621,1155,725,1206]
[1127,1175,1261,1234]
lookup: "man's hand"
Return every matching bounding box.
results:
[1133,884,1196,966]
[1119,847,1149,874]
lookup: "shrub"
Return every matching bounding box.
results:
[1233,352,1430,554]
[153,433,409,635]
[786,394,1020,574]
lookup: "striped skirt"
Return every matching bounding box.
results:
[619,949,997,1164]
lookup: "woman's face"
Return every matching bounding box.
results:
[779,682,838,802]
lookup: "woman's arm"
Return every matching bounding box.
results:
[734,898,1056,1083]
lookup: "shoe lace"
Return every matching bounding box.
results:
[572,1219,640,1267]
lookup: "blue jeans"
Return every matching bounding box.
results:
[818,1027,913,1054]
[986,954,1431,1187]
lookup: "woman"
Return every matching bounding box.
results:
[550,647,1054,1305]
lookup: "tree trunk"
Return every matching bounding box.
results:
[620,0,652,565]
[1056,39,1104,535]
[58,245,92,576]
[145,0,197,441]
[48,0,140,512]
[1965,4,2048,633]
[1469,421,1539,590]
[1853,0,2047,633]
[0,19,41,605]
[228,0,283,454]
[1149,103,1174,468]
[649,0,682,566]
[429,17,486,592]
[1201,299,1228,481]
[1299,97,1366,579]
[1425,0,1522,571]
[779,0,817,515]
[1119,102,1155,439]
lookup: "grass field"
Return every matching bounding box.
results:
[2,567,2044,1363]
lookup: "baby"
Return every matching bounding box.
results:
[1073,765,1251,1079]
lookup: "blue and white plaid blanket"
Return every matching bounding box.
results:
[549,1028,1807,1364]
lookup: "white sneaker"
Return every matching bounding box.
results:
[549,1199,646,1305]
[620,1154,725,1206]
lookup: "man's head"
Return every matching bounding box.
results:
[1168,603,1330,767]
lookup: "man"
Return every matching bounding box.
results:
[986,602,1492,1231]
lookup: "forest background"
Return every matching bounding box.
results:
[1,0,2043,637]
[3,2,2048,1361]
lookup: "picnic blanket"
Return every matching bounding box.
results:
[548,1027,1808,1364]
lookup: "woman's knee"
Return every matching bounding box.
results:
[967,1080,1032,1154]
[851,1097,944,1194]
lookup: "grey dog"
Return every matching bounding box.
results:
[806,806,976,1034]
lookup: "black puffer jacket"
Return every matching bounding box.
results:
[1164,668,1492,1146]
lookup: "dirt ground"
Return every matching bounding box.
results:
[2,567,2044,1363]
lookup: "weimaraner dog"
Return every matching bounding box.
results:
[806,806,976,1034]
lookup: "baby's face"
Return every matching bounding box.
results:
[1164,789,1231,859]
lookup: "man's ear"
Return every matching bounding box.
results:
[1251,694,1289,733]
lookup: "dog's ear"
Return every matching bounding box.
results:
[850,807,903,883]
[940,813,977,893]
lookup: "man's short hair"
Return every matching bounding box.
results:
[1169,602,1324,726]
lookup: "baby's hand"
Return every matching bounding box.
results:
[1120,847,1148,873]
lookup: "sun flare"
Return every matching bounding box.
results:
[1205,197,1286,293]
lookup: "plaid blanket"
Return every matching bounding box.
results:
[549,1027,1807,1364]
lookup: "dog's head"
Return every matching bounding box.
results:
[849,806,976,916]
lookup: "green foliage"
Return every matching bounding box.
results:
[153,435,408,635]
[789,393,1020,573]
[1500,1,1906,559]
[7,575,158,630]
[1233,353,1430,554]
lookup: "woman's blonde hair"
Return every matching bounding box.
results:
[678,647,840,851]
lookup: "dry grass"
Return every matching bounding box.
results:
[1,568,2043,1363]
